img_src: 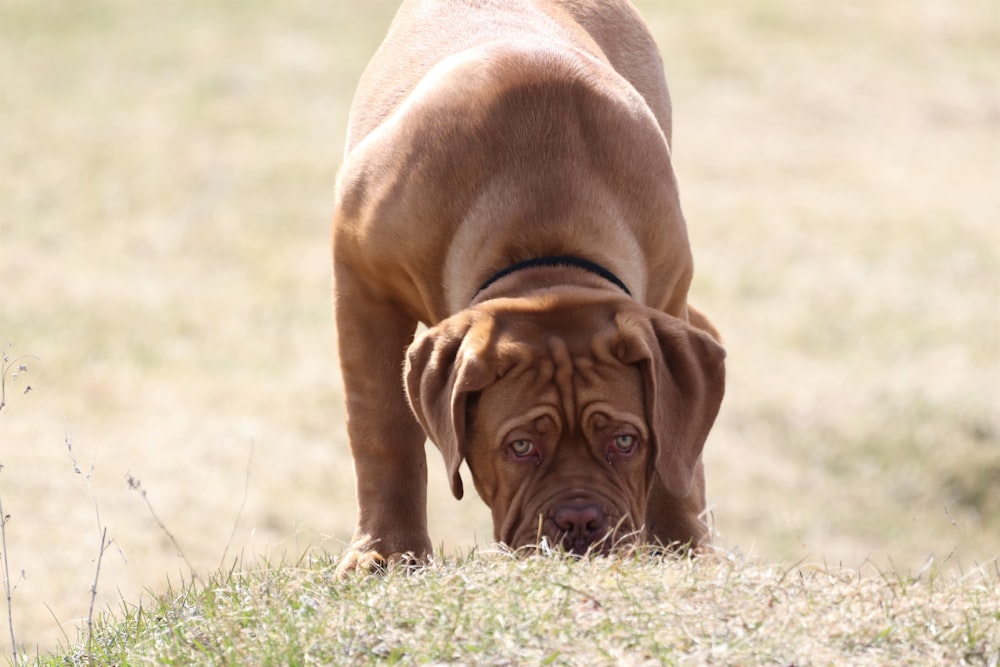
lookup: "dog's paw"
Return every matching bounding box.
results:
[335,536,428,578]
[335,547,389,577]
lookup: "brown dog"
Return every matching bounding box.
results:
[332,0,725,571]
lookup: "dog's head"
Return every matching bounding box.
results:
[405,288,724,554]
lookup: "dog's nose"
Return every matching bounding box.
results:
[552,503,607,554]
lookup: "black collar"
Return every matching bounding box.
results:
[475,255,632,298]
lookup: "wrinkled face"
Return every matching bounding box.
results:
[406,289,726,556]
[464,339,653,554]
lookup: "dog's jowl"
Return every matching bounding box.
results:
[332,0,725,572]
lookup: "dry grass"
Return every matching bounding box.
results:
[0,0,997,656]
[29,551,1000,666]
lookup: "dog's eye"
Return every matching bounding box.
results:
[509,439,535,457]
[611,434,637,453]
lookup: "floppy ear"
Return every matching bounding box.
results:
[616,308,726,497]
[404,311,498,500]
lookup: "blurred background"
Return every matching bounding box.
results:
[1,0,997,654]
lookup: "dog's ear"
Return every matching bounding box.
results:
[405,310,498,500]
[613,307,726,497]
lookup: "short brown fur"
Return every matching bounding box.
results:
[333,0,725,572]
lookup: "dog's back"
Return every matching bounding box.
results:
[346,0,672,153]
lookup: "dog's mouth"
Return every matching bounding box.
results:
[503,493,642,556]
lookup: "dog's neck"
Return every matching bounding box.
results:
[474,256,632,302]
[471,255,632,304]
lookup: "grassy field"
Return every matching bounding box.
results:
[1,0,997,660]
[26,552,1000,666]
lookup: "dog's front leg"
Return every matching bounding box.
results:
[333,267,432,574]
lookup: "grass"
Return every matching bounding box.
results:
[23,551,1000,666]
[0,0,998,661]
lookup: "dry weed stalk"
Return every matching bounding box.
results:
[0,346,31,666]
[0,495,18,667]
[65,434,118,667]
[126,473,199,582]
[218,441,253,572]
[126,441,254,585]
[0,345,34,415]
